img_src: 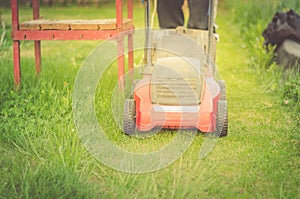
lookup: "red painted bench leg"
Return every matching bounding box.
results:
[34,41,41,75]
[117,38,125,90]
[11,0,21,88]
[127,0,134,84]
[128,33,134,81]
[33,0,41,76]
[13,41,21,88]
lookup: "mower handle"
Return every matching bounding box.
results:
[143,0,216,65]
[144,0,152,66]
[208,0,215,61]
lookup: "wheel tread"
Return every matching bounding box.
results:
[123,99,136,135]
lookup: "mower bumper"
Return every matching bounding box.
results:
[134,77,220,133]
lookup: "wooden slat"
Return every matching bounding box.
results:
[74,19,116,30]
[123,18,134,29]
[20,20,41,30]
[19,19,133,31]
[41,20,70,30]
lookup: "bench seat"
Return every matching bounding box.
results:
[19,18,133,30]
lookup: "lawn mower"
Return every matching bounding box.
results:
[123,0,228,137]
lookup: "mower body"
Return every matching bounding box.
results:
[133,67,220,132]
[123,0,227,136]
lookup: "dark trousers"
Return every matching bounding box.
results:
[157,0,209,29]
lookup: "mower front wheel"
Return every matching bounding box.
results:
[123,99,136,135]
[216,100,228,137]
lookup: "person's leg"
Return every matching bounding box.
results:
[188,0,209,29]
[157,0,185,28]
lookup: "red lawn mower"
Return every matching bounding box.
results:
[123,0,228,137]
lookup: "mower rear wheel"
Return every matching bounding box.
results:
[123,99,136,135]
[217,100,228,137]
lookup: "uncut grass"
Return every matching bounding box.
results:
[227,0,300,109]
[0,39,100,197]
[0,2,299,198]
[214,14,299,197]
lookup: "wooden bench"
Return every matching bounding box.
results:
[19,19,134,30]
[11,0,134,89]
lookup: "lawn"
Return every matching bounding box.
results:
[0,1,299,198]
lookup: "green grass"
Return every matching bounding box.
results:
[226,0,300,109]
[0,1,299,198]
